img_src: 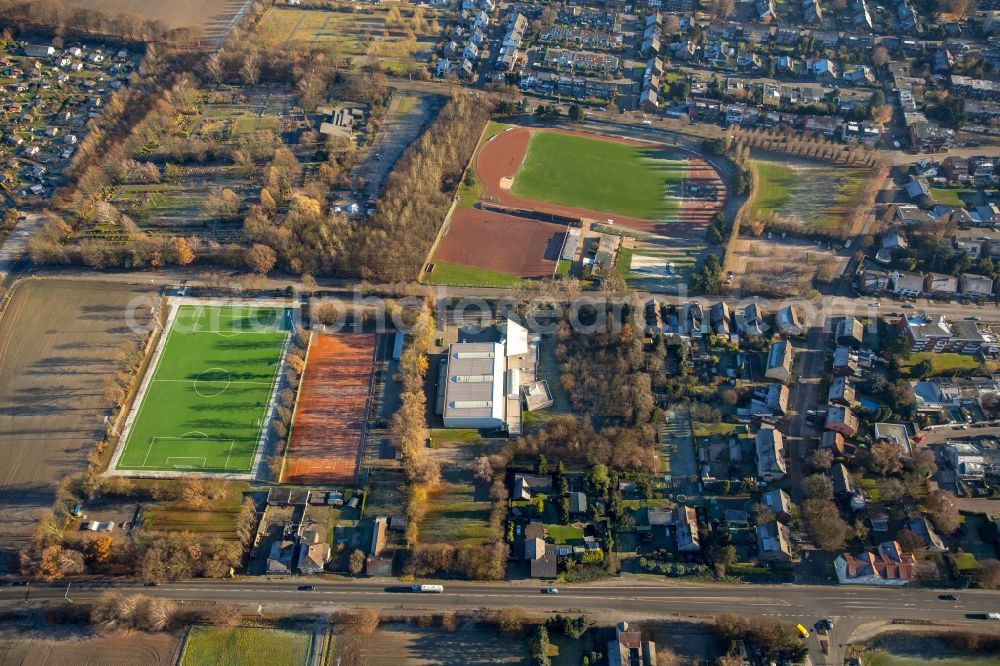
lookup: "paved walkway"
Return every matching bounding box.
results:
[0,213,43,281]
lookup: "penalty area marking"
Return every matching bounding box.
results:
[138,435,235,469]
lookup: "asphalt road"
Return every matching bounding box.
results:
[6,578,1000,621]
[3,578,999,665]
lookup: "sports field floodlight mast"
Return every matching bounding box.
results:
[103,415,121,439]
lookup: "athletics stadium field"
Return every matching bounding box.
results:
[114,305,291,475]
[510,130,688,221]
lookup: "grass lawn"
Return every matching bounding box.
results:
[557,259,572,276]
[115,305,290,474]
[930,187,977,208]
[902,352,980,377]
[749,159,865,235]
[750,160,794,217]
[484,121,514,141]
[422,479,494,545]
[456,168,484,208]
[424,260,526,287]
[232,115,280,134]
[429,428,482,445]
[394,94,420,116]
[512,131,687,220]
[615,246,634,278]
[692,422,741,438]
[181,626,310,666]
[545,524,585,544]
[142,506,241,538]
[621,499,673,511]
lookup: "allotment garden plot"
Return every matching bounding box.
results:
[113,305,291,476]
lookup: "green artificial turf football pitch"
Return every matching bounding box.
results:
[510,131,688,221]
[114,305,291,474]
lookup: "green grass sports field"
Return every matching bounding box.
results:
[511,132,688,220]
[115,305,291,474]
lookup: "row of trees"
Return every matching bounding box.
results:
[518,415,660,476]
[389,300,440,551]
[353,93,490,281]
[403,541,508,581]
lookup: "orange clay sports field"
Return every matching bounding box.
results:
[283,333,377,485]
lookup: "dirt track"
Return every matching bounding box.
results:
[434,209,565,278]
[0,280,154,570]
[476,126,723,238]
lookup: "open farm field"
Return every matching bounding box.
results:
[430,208,566,281]
[749,158,866,235]
[0,280,153,567]
[511,130,688,221]
[356,624,523,665]
[0,629,182,665]
[181,626,310,666]
[256,7,437,73]
[284,333,376,485]
[70,0,252,45]
[112,305,291,476]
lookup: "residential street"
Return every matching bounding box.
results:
[787,324,829,503]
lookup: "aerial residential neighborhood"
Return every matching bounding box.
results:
[1,0,1000,664]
